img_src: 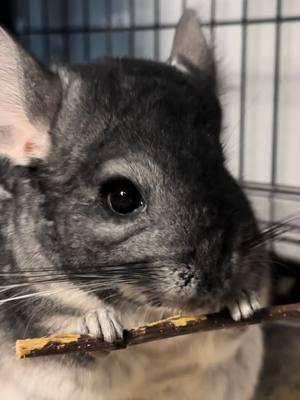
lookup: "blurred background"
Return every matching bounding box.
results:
[1,0,300,260]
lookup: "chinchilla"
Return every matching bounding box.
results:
[0,10,270,400]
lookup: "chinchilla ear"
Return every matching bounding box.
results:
[0,28,61,166]
[168,9,215,83]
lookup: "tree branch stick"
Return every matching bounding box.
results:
[16,302,300,359]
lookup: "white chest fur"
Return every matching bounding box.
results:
[0,325,263,400]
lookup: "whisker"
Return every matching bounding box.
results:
[243,215,300,250]
[238,251,300,277]
[0,280,110,305]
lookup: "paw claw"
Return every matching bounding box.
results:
[229,303,242,321]
[229,293,261,321]
[250,294,261,311]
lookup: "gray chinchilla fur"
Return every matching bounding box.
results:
[0,10,270,400]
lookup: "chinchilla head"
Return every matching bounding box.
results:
[0,10,268,315]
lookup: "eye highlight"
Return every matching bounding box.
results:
[100,178,145,216]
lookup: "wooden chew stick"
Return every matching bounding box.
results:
[16,303,300,359]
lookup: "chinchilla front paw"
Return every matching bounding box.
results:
[229,292,262,321]
[78,306,123,342]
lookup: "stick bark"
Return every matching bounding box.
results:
[16,302,300,359]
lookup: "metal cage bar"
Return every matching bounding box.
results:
[13,15,300,36]
[238,0,248,181]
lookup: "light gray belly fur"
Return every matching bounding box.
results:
[0,320,263,400]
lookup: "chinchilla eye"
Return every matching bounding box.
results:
[100,178,145,216]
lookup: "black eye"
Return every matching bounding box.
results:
[101,178,145,216]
